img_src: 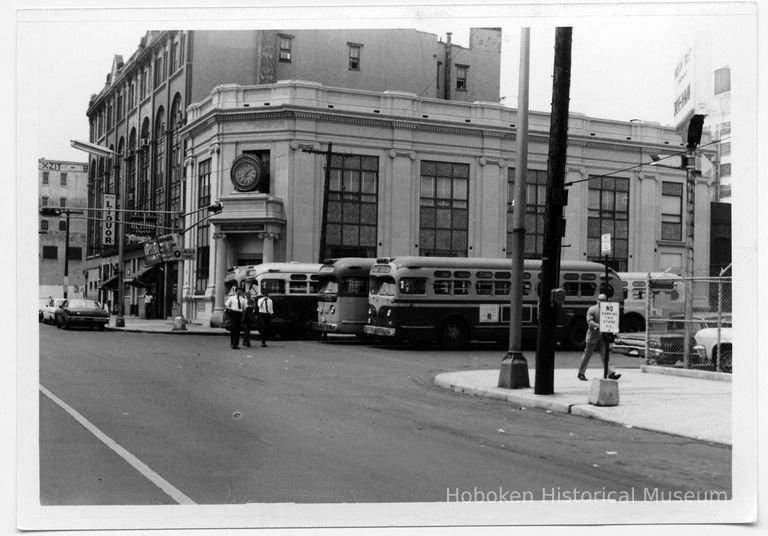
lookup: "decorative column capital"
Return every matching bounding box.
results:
[212,232,227,240]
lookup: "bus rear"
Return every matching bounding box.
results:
[242,262,323,339]
[314,258,376,337]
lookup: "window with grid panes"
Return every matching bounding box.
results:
[279,36,293,62]
[661,181,683,241]
[348,44,361,70]
[154,112,165,212]
[419,161,469,257]
[40,220,48,231]
[169,98,184,233]
[507,167,547,259]
[195,159,211,293]
[323,154,379,260]
[42,172,49,185]
[587,176,629,271]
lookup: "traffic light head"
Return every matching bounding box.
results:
[39,207,62,216]
[207,201,223,214]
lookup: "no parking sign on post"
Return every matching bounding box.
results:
[599,301,620,334]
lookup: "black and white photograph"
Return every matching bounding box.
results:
[5,0,764,534]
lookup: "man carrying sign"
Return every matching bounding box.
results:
[577,294,621,381]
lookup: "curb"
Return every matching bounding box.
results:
[434,374,574,414]
[641,364,732,382]
[104,327,228,336]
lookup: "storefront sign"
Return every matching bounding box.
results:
[143,233,185,264]
[144,240,163,266]
[103,194,116,246]
[128,216,158,237]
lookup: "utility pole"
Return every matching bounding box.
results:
[499,27,531,389]
[682,114,705,368]
[535,27,572,395]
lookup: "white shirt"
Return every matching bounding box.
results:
[257,296,274,314]
[225,294,246,312]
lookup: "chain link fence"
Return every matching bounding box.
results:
[614,272,732,372]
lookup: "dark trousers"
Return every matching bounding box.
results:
[230,313,242,347]
[259,314,272,345]
[242,315,252,346]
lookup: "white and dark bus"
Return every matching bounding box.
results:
[364,256,623,348]
[618,271,685,332]
[313,257,377,338]
[226,262,323,338]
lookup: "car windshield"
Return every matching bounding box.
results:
[66,299,101,309]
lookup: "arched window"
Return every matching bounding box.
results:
[169,94,184,233]
[138,118,151,210]
[154,107,166,214]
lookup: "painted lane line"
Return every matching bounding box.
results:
[40,385,196,505]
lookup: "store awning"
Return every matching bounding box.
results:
[99,274,119,290]
[126,263,163,287]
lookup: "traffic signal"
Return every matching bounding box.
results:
[207,201,223,214]
[39,207,62,216]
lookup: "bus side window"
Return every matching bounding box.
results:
[434,280,450,295]
[262,279,285,295]
[563,282,579,296]
[400,277,427,295]
[522,281,531,296]
[494,281,511,296]
[476,281,493,295]
[454,281,470,295]
[289,281,308,294]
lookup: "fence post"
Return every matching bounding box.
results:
[644,272,651,365]
[716,277,723,371]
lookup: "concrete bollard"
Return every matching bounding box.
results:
[172,315,188,331]
[588,378,619,406]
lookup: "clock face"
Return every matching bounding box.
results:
[230,156,264,192]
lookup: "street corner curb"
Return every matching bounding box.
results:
[104,327,228,336]
[641,364,732,382]
[434,373,573,414]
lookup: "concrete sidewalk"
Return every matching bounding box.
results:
[435,367,732,446]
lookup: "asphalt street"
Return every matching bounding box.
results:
[38,325,731,505]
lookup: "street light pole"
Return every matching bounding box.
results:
[63,209,70,299]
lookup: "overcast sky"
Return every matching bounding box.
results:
[16,3,753,163]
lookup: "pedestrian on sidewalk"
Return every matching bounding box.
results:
[577,293,621,381]
[144,291,154,319]
[242,295,256,347]
[256,288,274,347]
[225,287,247,349]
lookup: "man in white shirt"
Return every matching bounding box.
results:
[256,289,274,347]
[225,287,247,349]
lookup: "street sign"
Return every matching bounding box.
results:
[103,194,116,246]
[599,301,620,334]
[601,233,612,256]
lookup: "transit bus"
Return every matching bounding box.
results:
[225,262,323,339]
[364,256,623,348]
[618,272,685,332]
[313,257,377,338]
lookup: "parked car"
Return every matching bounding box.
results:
[612,313,731,367]
[38,298,49,322]
[694,325,733,372]
[41,298,66,324]
[54,299,110,330]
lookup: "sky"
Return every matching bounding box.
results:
[15,2,753,163]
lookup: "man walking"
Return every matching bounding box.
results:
[256,289,274,347]
[225,287,247,349]
[577,293,621,381]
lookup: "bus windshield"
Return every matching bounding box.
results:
[370,276,396,296]
[341,276,368,296]
[318,278,339,297]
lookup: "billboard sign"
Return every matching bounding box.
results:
[102,194,116,246]
[128,216,158,237]
[144,233,184,264]
[672,35,712,132]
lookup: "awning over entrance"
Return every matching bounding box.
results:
[126,263,163,287]
[99,274,119,290]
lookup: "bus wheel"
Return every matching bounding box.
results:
[563,318,587,350]
[622,314,645,333]
[439,318,468,348]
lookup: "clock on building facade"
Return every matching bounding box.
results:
[230,155,267,192]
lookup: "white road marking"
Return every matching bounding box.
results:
[40,385,196,505]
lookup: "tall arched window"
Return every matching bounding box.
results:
[154,107,166,214]
[127,129,137,211]
[169,95,184,233]
[138,118,151,211]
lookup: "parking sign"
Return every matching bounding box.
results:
[599,301,620,333]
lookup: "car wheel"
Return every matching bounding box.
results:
[439,318,468,348]
[718,348,732,373]
[98,325,105,331]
